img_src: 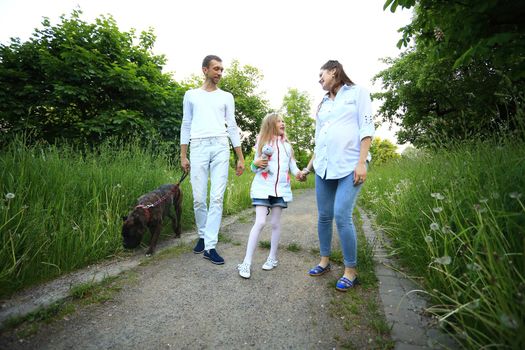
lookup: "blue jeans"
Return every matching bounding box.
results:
[189,137,230,250]
[315,172,363,268]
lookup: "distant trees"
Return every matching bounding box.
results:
[281,88,314,168]
[375,0,525,147]
[370,137,401,165]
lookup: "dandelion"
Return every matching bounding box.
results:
[115,184,121,188]
[431,192,445,200]
[430,222,440,231]
[467,263,482,271]
[509,192,522,200]
[473,204,487,213]
[479,198,488,203]
[433,207,443,213]
[441,225,452,234]
[500,314,519,329]
[5,193,15,200]
[491,192,500,199]
[424,235,433,243]
[434,256,451,265]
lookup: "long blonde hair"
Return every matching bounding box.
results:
[256,113,293,158]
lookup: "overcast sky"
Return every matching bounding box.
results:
[0,0,412,146]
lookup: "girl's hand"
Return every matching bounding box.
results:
[254,157,268,168]
[296,171,306,182]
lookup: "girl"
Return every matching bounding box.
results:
[237,113,305,279]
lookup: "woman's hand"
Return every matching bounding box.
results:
[353,162,367,185]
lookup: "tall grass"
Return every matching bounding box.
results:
[0,137,314,297]
[360,140,525,349]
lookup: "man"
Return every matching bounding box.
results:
[180,55,245,265]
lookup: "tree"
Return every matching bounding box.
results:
[376,0,525,147]
[0,10,184,147]
[369,137,401,165]
[218,60,271,155]
[281,88,315,168]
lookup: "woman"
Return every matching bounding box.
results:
[303,60,374,291]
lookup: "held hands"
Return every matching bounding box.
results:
[296,168,310,182]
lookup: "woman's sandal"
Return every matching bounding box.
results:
[308,264,331,276]
[335,276,359,291]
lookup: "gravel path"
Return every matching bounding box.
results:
[1,189,384,349]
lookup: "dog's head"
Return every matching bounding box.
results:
[121,210,147,249]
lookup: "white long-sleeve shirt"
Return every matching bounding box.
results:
[180,88,241,147]
[313,84,374,179]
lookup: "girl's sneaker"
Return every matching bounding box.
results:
[262,257,278,270]
[237,263,251,279]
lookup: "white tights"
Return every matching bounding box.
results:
[242,206,282,265]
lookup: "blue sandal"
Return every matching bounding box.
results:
[308,264,331,276]
[336,276,359,291]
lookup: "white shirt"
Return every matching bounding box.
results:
[180,88,241,147]
[313,84,374,179]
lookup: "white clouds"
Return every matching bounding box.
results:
[0,0,412,145]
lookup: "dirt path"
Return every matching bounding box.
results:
[0,189,386,349]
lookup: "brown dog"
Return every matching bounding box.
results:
[122,174,187,256]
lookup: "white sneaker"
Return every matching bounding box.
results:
[262,257,278,270]
[237,263,251,279]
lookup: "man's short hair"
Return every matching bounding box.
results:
[202,55,222,68]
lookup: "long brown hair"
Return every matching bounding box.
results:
[317,60,355,115]
[256,113,293,158]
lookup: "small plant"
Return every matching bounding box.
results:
[258,240,271,249]
[286,242,302,252]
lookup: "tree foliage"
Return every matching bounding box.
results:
[376,0,525,147]
[369,137,401,165]
[219,60,270,155]
[281,88,314,168]
[0,10,185,147]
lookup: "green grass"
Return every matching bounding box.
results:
[360,139,525,349]
[0,136,314,297]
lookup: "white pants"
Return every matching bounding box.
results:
[190,137,230,250]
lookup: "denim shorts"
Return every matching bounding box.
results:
[252,196,288,208]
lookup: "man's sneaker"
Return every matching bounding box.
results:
[262,257,278,270]
[203,249,225,265]
[193,238,205,254]
[237,263,251,279]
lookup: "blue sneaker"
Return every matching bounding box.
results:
[335,276,359,292]
[308,264,331,276]
[203,249,225,265]
[193,238,205,254]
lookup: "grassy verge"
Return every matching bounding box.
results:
[359,140,525,349]
[0,137,314,297]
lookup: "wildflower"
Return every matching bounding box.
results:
[479,198,488,203]
[5,193,15,200]
[467,263,481,271]
[509,192,522,200]
[467,299,480,310]
[115,184,121,188]
[431,192,445,200]
[424,235,433,243]
[441,225,452,234]
[434,256,451,265]
[430,222,440,231]
[500,314,519,329]
[434,27,445,42]
[433,207,443,213]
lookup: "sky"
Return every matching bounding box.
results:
[0,0,412,148]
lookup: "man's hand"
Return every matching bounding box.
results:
[295,170,307,182]
[181,157,190,173]
[236,159,245,176]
